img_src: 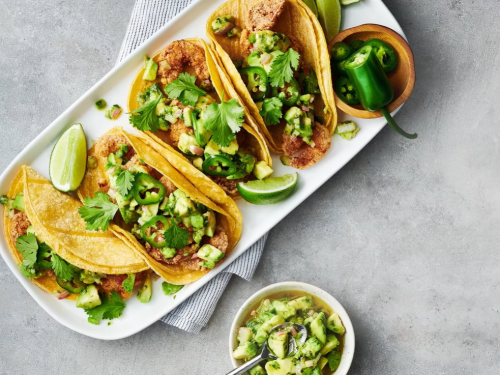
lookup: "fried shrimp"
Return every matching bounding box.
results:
[247,0,286,32]
[159,176,177,197]
[11,212,31,243]
[94,134,135,159]
[282,124,331,170]
[157,40,210,85]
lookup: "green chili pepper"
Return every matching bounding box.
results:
[335,76,360,105]
[132,173,166,205]
[331,42,353,62]
[349,39,364,51]
[202,155,237,177]
[140,215,171,248]
[344,45,417,139]
[240,67,268,102]
[361,39,398,74]
[56,275,85,294]
[271,77,300,106]
[332,59,347,77]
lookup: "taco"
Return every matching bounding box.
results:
[207,0,337,169]
[127,37,274,199]
[1,166,151,322]
[77,127,240,285]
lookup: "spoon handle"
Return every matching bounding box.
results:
[225,354,265,375]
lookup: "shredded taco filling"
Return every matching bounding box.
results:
[1,194,151,325]
[129,40,273,195]
[86,135,228,272]
[212,0,331,169]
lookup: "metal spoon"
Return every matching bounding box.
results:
[226,323,307,375]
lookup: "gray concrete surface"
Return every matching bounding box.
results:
[1,0,499,374]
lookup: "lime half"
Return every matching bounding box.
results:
[49,123,87,192]
[316,0,342,43]
[237,173,298,205]
[301,0,319,18]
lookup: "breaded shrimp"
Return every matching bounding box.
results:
[157,40,210,85]
[282,124,331,169]
[159,176,177,197]
[11,212,31,243]
[247,0,286,32]
[94,135,135,159]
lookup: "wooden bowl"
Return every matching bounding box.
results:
[328,24,415,119]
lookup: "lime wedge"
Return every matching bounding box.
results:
[49,123,87,192]
[341,0,360,4]
[237,173,298,205]
[316,0,342,43]
[301,0,319,18]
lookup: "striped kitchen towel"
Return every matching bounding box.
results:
[117,0,267,334]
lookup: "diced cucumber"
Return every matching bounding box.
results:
[327,312,345,335]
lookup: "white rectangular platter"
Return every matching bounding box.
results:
[0,0,407,340]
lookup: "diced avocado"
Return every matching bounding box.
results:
[211,15,235,36]
[318,357,328,370]
[137,273,152,303]
[76,285,101,309]
[178,133,200,156]
[271,300,296,320]
[190,214,204,230]
[79,270,104,285]
[265,358,293,375]
[262,50,283,74]
[254,31,282,53]
[197,244,224,262]
[220,139,239,155]
[335,120,360,140]
[143,57,158,81]
[161,248,176,259]
[284,107,303,125]
[247,51,263,68]
[26,226,36,236]
[163,105,181,124]
[193,116,211,147]
[254,314,285,344]
[247,320,263,335]
[268,330,288,359]
[253,161,273,180]
[183,108,195,127]
[119,206,140,224]
[327,349,342,372]
[300,337,324,359]
[320,335,340,355]
[326,312,345,335]
[233,342,257,360]
[94,99,107,110]
[288,296,314,311]
[204,139,221,156]
[259,311,275,323]
[138,203,159,225]
[174,196,196,218]
[227,26,242,39]
[237,327,253,345]
[193,157,203,171]
[107,153,122,168]
[310,312,327,344]
[311,367,322,375]
[204,211,216,237]
[196,95,215,111]
[249,365,267,375]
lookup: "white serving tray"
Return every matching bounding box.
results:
[0,0,407,340]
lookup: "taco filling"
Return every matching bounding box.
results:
[1,192,151,325]
[128,39,273,196]
[80,134,228,272]
[209,0,332,169]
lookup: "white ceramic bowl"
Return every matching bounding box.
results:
[229,282,355,374]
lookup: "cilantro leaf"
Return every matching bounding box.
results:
[78,192,118,232]
[259,97,283,125]
[300,69,321,94]
[269,48,300,88]
[202,93,244,147]
[162,282,183,296]
[16,234,38,268]
[84,291,126,324]
[164,73,207,107]
[122,274,136,294]
[164,219,190,249]
[36,242,53,269]
[51,252,75,282]
[129,95,162,132]
[116,170,135,197]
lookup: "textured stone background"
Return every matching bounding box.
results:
[1,0,499,374]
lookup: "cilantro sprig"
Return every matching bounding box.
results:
[85,291,126,325]
[259,97,283,125]
[269,48,300,88]
[16,234,38,268]
[164,220,190,249]
[129,95,163,132]
[79,192,119,232]
[116,170,135,197]
[202,92,244,147]
[164,72,207,107]
[51,252,75,282]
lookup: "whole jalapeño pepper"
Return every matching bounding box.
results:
[132,173,166,205]
[344,45,417,139]
[240,67,268,102]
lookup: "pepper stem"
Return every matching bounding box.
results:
[380,107,417,139]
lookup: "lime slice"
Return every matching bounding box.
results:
[237,173,298,205]
[316,0,342,43]
[341,0,360,5]
[49,123,87,192]
[301,0,319,18]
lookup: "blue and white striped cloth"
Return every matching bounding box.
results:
[117,0,267,334]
